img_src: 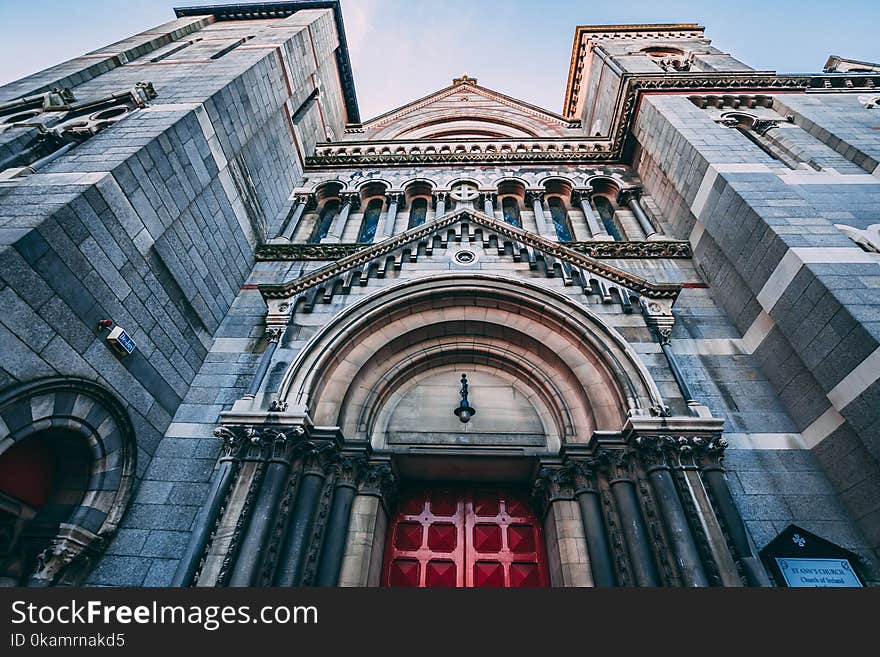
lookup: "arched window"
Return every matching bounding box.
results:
[408,198,428,229]
[593,196,623,241]
[547,197,573,242]
[310,200,340,244]
[359,198,383,243]
[501,197,521,227]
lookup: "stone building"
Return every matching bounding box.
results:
[0,2,878,587]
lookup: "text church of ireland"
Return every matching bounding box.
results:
[1,1,878,588]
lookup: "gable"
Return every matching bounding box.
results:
[259,208,681,307]
[357,76,580,140]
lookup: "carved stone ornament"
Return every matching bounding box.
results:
[29,526,103,586]
[215,425,307,464]
[358,462,397,502]
[255,239,693,262]
[835,223,880,254]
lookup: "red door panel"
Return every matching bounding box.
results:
[383,486,549,588]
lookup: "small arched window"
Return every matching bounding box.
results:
[310,200,340,244]
[502,197,521,227]
[547,197,573,241]
[359,199,383,243]
[408,198,428,229]
[593,196,623,241]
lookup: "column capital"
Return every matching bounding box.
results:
[571,188,594,204]
[433,191,449,205]
[293,192,316,206]
[385,192,404,206]
[617,186,643,206]
[481,191,497,203]
[264,325,286,343]
[358,461,397,503]
[526,190,546,204]
[214,425,308,464]
[339,191,360,208]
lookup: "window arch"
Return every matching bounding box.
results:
[501,197,522,228]
[359,198,384,243]
[407,198,428,229]
[310,200,341,244]
[593,196,623,241]
[547,196,573,242]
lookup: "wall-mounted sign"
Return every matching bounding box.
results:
[760,524,866,587]
[106,325,136,357]
[775,557,862,587]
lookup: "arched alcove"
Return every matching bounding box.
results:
[0,377,136,586]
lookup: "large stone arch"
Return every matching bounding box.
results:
[0,377,136,586]
[277,274,665,450]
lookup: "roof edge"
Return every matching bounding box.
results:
[174,1,360,122]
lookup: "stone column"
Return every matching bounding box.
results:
[314,456,364,586]
[338,461,396,587]
[529,191,553,237]
[172,427,242,586]
[635,436,709,587]
[572,460,617,587]
[380,193,403,239]
[243,326,284,400]
[278,194,310,240]
[324,193,358,243]
[482,192,496,218]
[696,440,771,587]
[619,188,661,240]
[602,451,661,587]
[434,192,447,217]
[534,467,593,587]
[573,188,612,241]
[273,441,336,586]
[227,428,301,587]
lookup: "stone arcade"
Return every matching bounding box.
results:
[0,2,878,587]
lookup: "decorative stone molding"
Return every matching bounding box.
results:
[835,223,880,253]
[214,425,307,464]
[257,240,692,262]
[258,209,682,302]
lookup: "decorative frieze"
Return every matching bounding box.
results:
[256,238,692,261]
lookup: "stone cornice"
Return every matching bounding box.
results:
[256,238,692,261]
[316,72,878,168]
[258,209,682,302]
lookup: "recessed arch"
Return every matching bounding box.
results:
[276,275,664,450]
[0,377,136,586]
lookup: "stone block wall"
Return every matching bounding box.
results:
[0,8,353,585]
[632,92,880,560]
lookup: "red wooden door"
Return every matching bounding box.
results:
[382,486,549,588]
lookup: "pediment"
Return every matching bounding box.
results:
[258,209,681,306]
[356,77,580,140]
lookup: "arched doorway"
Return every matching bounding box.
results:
[0,377,136,586]
[271,274,665,587]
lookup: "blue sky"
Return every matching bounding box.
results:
[0,0,877,119]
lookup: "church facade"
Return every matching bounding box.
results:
[0,1,878,587]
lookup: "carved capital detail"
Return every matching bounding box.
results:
[214,425,307,464]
